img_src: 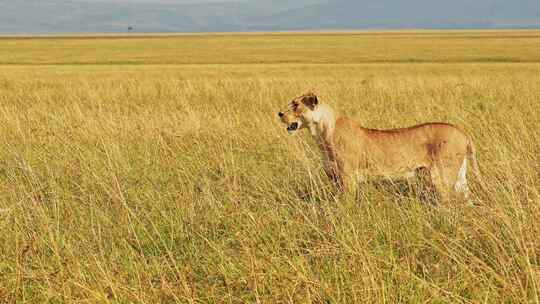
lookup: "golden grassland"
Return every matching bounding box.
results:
[0,30,539,303]
[2,30,540,65]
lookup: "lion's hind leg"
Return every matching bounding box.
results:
[429,157,465,203]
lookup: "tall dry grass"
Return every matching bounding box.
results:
[0,32,539,303]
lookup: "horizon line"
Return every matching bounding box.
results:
[2,27,540,39]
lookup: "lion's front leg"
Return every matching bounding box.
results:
[323,160,339,183]
[325,159,364,196]
[323,159,347,191]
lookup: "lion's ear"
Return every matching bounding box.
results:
[303,93,319,110]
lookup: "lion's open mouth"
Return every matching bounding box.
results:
[287,122,299,134]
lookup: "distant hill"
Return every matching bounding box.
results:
[1,0,539,33]
[260,0,540,30]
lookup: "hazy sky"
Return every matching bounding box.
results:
[1,0,539,33]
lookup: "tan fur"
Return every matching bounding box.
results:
[279,93,480,201]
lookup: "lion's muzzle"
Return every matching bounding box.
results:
[287,122,299,133]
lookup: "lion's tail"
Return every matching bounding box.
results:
[467,140,483,184]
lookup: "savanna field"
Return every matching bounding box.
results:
[0,31,539,303]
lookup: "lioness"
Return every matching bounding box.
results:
[278,92,480,201]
